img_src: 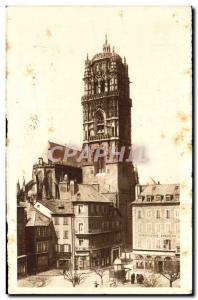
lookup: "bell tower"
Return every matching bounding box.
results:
[81,36,136,249]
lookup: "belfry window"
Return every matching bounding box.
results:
[93,148,106,174]
[95,111,105,134]
[94,81,98,94]
[100,80,105,93]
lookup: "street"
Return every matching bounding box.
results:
[18,268,180,289]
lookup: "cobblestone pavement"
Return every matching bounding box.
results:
[18,268,180,289]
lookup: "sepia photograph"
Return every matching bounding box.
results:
[6,5,192,295]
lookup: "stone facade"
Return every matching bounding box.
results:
[25,205,56,274]
[72,191,123,269]
[34,180,124,270]
[131,182,180,273]
[17,206,27,278]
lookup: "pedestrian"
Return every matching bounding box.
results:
[136,274,140,284]
[142,274,145,283]
[139,274,143,284]
[63,268,66,276]
[131,273,135,284]
[94,281,99,288]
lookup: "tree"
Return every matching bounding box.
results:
[143,274,160,287]
[160,259,180,287]
[63,269,88,287]
[92,268,107,286]
[160,272,180,287]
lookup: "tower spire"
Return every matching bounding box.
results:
[105,34,108,44]
[103,34,110,53]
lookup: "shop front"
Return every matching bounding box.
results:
[76,252,90,270]
[56,252,71,269]
[37,253,49,272]
[17,255,27,278]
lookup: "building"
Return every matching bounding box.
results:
[71,182,123,269]
[31,155,82,201]
[35,178,124,270]
[17,205,27,278]
[131,181,180,273]
[81,36,136,248]
[37,199,74,270]
[25,205,56,274]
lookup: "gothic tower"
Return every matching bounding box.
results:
[81,36,136,249]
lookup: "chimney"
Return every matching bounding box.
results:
[70,179,78,196]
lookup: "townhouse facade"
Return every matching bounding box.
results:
[25,205,56,274]
[131,182,180,273]
[72,184,123,269]
[17,205,28,278]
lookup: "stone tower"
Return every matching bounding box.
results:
[81,36,136,249]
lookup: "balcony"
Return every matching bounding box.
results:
[76,230,112,235]
[81,91,119,103]
[75,246,89,251]
[89,133,111,141]
[75,242,123,252]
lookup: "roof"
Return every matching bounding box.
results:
[91,37,122,63]
[39,199,73,215]
[26,205,51,227]
[47,141,82,168]
[34,202,52,218]
[71,184,111,203]
[140,184,180,196]
[92,51,121,63]
[145,177,157,185]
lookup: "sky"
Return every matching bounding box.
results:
[6,6,192,185]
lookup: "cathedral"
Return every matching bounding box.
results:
[17,37,137,274]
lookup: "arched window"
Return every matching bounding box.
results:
[95,110,105,134]
[136,255,144,269]
[145,255,153,269]
[164,257,172,272]
[36,171,43,200]
[100,80,105,93]
[154,256,163,273]
[107,78,110,92]
[93,148,106,174]
[94,81,98,94]
[45,170,53,199]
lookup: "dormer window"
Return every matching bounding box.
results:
[78,204,83,214]
[77,192,81,201]
[146,196,152,202]
[95,110,105,134]
[156,195,161,201]
[165,195,171,201]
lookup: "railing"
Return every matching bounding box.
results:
[89,133,110,141]
[75,242,122,252]
[75,229,120,235]
[81,91,119,102]
[75,246,89,251]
